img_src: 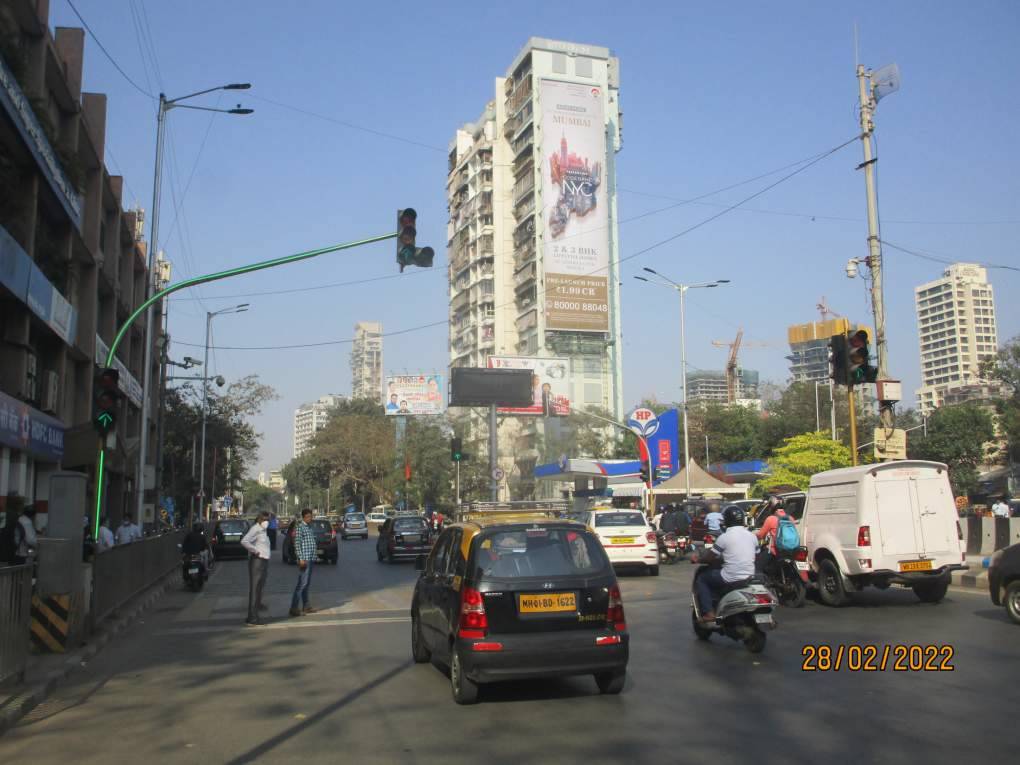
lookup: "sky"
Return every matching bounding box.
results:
[47,1,1020,475]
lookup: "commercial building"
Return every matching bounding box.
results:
[350,321,383,402]
[687,369,760,404]
[292,394,344,458]
[787,318,872,383]
[446,38,623,494]
[267,469,285,492]
[0,3,156,525]
[915,263,1000,413]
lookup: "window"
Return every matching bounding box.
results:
[427,529,454,575]
[594,512,647,527]
[473,528,608,580]
[574,56,593,77]
[552,53,567,74]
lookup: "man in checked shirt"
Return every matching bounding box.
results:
[290,508,319,617]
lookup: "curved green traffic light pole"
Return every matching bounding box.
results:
[93,231,398,536]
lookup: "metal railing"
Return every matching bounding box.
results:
[92,531,184,624]
[0,564,32,685]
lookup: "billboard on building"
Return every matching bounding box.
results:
[487,356,570,415]
[384,374,445,416]
[540,79,609,333]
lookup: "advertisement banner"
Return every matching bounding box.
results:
[487,356,570,416]
[540,79,609,332]
[0,389,65,461]
[384,374,445,416]
[644,409,680,485]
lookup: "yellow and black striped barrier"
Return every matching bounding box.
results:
[30,594,72,653]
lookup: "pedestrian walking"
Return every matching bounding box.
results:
[96,516,115,553]
[13,505,39,565]
[241,512,272,626]
[268,512,279,551]
[992,498,1010,519]
[290,508,317,617]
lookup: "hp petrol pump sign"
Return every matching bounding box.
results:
[626,408,659,438]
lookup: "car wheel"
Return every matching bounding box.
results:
[1005,581,1020,625]
[450,649,479,705]
[411,609,431,663]
[817,558,847,607]
[594,669,625,695]
[691,609,712,641]
[912,575,950,603]
[647,565,659,577]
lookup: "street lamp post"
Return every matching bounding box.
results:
[137,83,252,522]
[199,303,249,521]
[635,270,730,500]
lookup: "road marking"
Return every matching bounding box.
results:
[156,615,410,636]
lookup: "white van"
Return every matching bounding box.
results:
[800,461,966,606]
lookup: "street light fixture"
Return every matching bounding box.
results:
[137,82,253,521]
[198,303,251,522]
[634,269,730,499]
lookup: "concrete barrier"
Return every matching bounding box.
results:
[963,517,1020,556]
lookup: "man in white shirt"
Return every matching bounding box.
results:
[14,506,39,565]
[694,505,758,622]
[96,517,116,553]
[240,512,272,627]
[992,499,1010,519]
[115,514,142,545]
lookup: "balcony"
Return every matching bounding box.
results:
[514,195,536,220]
[516,309,538,333]
[514,262,537,288]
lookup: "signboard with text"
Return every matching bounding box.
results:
[384,374,445,416]
[487,356,570,415]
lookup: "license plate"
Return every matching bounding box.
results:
[900,559,933,572]
[609,537,635,545]
[403,534,419,543]
[518,592,577,614]
[795,561,809,571]
[188,567,199,574]
[754,614,773,625]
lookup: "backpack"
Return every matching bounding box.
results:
[775,514,800,552]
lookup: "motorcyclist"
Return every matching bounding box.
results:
[694,505,758,623]
[659,503,690,536]
[755,495,790,572]
[182,523,211,571]
[704,501,724,535]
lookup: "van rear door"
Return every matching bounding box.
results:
[873,473,922,556]
[914,473,955,557]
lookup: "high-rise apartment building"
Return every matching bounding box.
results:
[915,263,999,412]
[446,38,624,421]
[351,321,383,402]
[292,394,345,458]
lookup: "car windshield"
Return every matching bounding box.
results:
[475,528,608,579]
[347,514,365,522]
[394,518,426,532]
[219,521,247,533]
[594,512,646,528]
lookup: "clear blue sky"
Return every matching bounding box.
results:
[50,1,1019,475]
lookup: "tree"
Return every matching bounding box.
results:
[688,402,763,464]
[753,432,853,495]
[909,402,995,497]
[981,335,1020,466]
[239,479,282,514]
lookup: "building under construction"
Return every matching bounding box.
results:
[688,369,760,404]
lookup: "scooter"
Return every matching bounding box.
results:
[761,546,808,608]
[655,530,679,564]
[180,550,208,592]
[691,564,777,653]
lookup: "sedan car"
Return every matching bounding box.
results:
[376,515,432,563]
[341,512,369,540]
[583,509,659,576]
[211,519,250,560]
[989,542,1020,624]
[411,515,629,704]
[283,517,339,565]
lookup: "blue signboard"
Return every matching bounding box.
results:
[644,408,680,486]
[0,389,65,461]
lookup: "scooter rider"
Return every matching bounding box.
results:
[694,506,758,623]
[660,503,690,536]
[182,523,211,571]
[754,495,789,573]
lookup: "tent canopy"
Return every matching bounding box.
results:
[653,460,749,498]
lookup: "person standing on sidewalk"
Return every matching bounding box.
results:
[96,516,115,553]
[290,508,317,617]
[267,512,279,551]
[13,505,39,565]
[241,512,271,627]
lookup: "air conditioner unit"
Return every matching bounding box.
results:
[41,371,60,413]
[24,352,38,401]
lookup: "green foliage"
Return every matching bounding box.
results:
[980,335,1020,466]
[688,403,763,463]
[239,479,281,514]
[753,432,852,495]
[909,402,995,497]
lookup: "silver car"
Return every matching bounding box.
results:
[341,512,369,540]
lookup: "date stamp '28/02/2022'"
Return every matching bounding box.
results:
[801,644,955,672]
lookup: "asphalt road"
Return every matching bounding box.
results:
[2,531,1016,764]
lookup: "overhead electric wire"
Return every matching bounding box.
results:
[881,239,1020,272]
[169,267,442,302]
[176,136,859,351]
[64,0,154,99]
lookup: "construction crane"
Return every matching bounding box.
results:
[712,329,769,403]
[817,296,839,322]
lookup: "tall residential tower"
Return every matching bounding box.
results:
[350,321,383,402]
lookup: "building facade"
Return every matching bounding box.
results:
[915,263,1000,413]
[292,394,344,458]
[0,2,156,526]
[687,369,760,404]
[267,469,285,492]
[446,38,623,495]
[787,318,872,383]
[350,321,382,402]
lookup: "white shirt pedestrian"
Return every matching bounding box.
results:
[96,523,116,552]
[241,522,271,560]
[992,500,1010,519]
[115,519,142,545]
[16,512,38,558]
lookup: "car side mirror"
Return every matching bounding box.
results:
[415,555,426,572]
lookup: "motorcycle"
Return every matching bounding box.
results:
[760,546,808,608]
[691,564,778,653]
[180,548,208,592]
[655,530,679,564]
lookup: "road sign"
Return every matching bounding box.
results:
[873,427,907,460]
[492,467,506,481]
[222,496,232,508]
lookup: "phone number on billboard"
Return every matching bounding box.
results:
[550,301,609,312]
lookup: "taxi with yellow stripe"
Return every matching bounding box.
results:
[410,503,629,704]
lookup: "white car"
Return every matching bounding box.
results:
[366,512,388,524]
[800,460,967,606]
[582,508,659,576]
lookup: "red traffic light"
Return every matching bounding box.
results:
[399,208,417,228]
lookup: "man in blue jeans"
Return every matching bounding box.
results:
[290,509,318,617]
[695,506,757,622]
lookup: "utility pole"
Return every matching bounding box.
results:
[489,404,498,502]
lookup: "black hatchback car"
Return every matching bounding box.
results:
[212,519,250,560]
[411,515,629,704]
[376,516,432,563]
[989,542,1020,624]
[283,517,338,565]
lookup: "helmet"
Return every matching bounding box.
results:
[766,494,783,508]
[722,505,745,528]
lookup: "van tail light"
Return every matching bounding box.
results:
[645,531,657,544]
[793,547,809,563]
[956,521,963,541]
[595,635,622,646]
[471,642,503,652]
[458,586,488,639]
[606,585,626,632]
[857,526,871,547]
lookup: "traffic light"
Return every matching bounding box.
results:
[93,367,120,435]
[396,208,435,272]
[451,437,463,463]
[827,334,850,386]
[847,329,878,384]
[639,464,650,485]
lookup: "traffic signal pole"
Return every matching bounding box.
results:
[93,231,398,534]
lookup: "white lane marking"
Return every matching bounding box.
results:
[156,615,410,636]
